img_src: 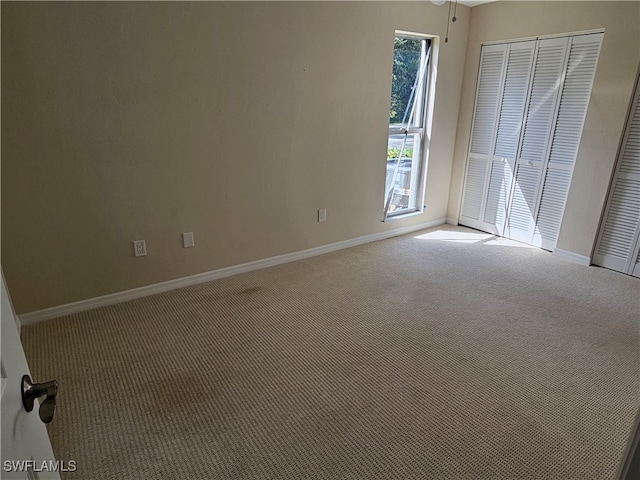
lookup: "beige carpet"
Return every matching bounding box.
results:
[22,225,640,479]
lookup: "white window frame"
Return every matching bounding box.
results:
[383,31,438,221]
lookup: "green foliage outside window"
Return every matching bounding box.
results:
[389,38,422,125]
[387,147,414,159]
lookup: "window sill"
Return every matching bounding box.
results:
[384,209,424,222]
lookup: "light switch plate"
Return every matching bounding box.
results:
[183,232,195,248]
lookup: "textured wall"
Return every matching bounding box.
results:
[447,1,640,257]
[1,2,470,313]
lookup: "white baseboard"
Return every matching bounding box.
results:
[446,217,459,226]
[19,218,446,325]
[553,248,591,267]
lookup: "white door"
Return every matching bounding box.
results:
[483,40,536,236]
[459,43,507,230]
[460,33,603,251]
[593,75,640,277]
[1,272,61,479]
[505,37,569,245]
[533,34,603,250]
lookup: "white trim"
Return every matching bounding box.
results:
[18,218,447,325]
[385,210,424,221]
[446,217,459,226]
[2,268,22,335]
[395,30,437,41]
[553,248,591,267]
[481,28,605,47]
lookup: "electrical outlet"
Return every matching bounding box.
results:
[133,240,147,257]
[318,209,327,223]
[182,232,195,248]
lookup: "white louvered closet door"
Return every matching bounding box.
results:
[461,33,602,249]
[482,41,536,236]
[505,37,569,245]
[534,34,603,250]
[459,44,507,229]
[593,75,640,277]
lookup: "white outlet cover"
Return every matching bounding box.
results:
[133,240,147,257]
[183,232,195,248]
[318,209,327,222]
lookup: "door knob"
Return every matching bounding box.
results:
[21,375,58,423]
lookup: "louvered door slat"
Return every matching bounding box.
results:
[534,169,572,248]
[470,48,507,156]
[535,34,603,250]
[620,99,640,176]
[593,70,640,275]
[461,157,489,221]
[506,164,540,242]
[483,158,515,233]
[547,36,602,169]
[517,41,567,166]
[493,43,536,160]
[595,178,640,268]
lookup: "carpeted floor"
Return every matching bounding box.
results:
[22,225,640,479]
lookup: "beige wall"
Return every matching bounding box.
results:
[1,2,470,313]
[448,1,640,257]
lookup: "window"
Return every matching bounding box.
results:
[384,34,432,220]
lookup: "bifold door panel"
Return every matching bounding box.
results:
[484,41,536,237]
[459,44,506,231]
[460,33,603,251]
[506,38,568,245]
